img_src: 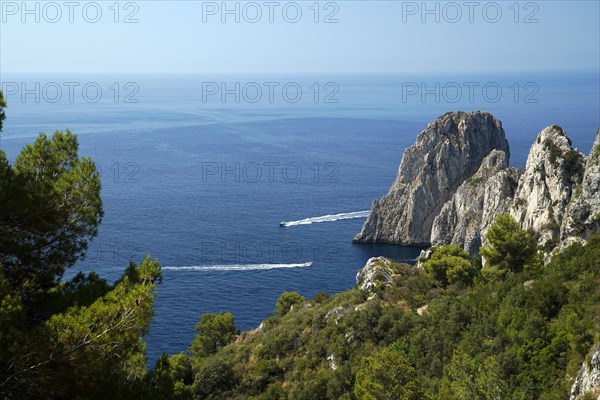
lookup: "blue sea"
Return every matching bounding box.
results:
[1,72,598,364]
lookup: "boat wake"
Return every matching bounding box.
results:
[280,210,370,227]
[163,262,313,271]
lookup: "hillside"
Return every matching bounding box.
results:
[161,232,600,399]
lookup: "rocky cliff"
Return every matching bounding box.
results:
[430,150,520,254]
[356,111,597,256]
[510,126,585,251]
[353,111,509,245]
[561,128,600,249]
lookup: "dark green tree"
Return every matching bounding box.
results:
[153,353,194,399]
[147,353,176,400]
[192,358,235,399]
[354,348,423,400]
[0,256,162,399]
[422,244,475,286]
[480,214,537,278]
[190,311,238,358]
[275,292,305,317]
[169,352,195,385]
[0,130,103,295]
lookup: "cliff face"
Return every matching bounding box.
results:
[561,128,600,249]
[353,111,509,245]
[570,342,600,400]
[430,150,520,255]
[357,111,597,256]
[510,126,585,250]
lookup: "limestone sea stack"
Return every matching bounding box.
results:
[353,111,509,245]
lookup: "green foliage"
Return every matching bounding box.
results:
[242,359,283,394]
[63,271,111,306]
[438,351,507,400]
[591,135,600,165]
[514,197,527,207]
[545,138,562,167]
[0,256,162,399]
[275,292,305,316]
[564,149,584,181]
[312,291,329,303]
[291,370,330,400]
[169,352,195,385]
[257,383,288,400]
[148,353,176,399]
[422,245,477,287]
[192,358,235,399]
[354,348,423,400]
[190,311,238,358]
[542,132,583,181]
[163,353,195,400]
[0,130,103,295]
[581,392,599,400]
[480,214,538,277]
[466,176,483,187]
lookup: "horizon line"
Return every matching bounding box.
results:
[1,68,598,76]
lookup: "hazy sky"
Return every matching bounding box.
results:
[1,1,599,74]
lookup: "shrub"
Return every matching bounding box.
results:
[563,149,584,181]
[190,312,238,358]
[312,291,329,303]
[192,358,235,399]
[354,348,423,400]
[480,214,537,278]
[275,292,305,316]
[422,245,475,287]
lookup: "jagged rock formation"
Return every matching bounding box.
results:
[356,111,597,257]
[570,342,600,400]
[354,111,509,245]
[510,126,585,250]
[561,128,600,249]
[430,150,520,254]
[355,256,394,292]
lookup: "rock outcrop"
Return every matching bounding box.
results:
[355,257,394,292]
[355,111,598,257]
[570,342,600,400]
[510,126,585,250]
[561,128,600,249]
[354,111,509,245]
[430,149,520,255]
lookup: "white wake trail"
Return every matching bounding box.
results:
[163,262,313,271]
[280,210,370,227]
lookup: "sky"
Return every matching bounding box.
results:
[0,1,599,74]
